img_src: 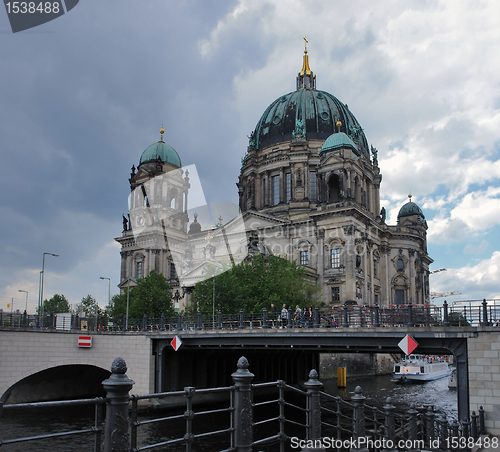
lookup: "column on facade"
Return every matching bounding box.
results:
[408,250,415,305]
[369,245,374,305]
[279,167,285,204]
[255,173,261,210]
[366,181,373,214]
[120,251,127,281]
[304,165,309,200]
[265,171,270,206]
[374,183,381,217]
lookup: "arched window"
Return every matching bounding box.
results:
[397,258,404,271]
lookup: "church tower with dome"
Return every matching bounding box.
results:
[237,40,433,306]
[115,127,191,295]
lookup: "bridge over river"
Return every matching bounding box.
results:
[1,308,500,436]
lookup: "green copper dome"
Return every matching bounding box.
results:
[320,132,359,155]
[398,201,425,219]
[247,49,369,158]
[139,140,182,167]
[249,88,369,157]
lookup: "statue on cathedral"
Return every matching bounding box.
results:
[130,165,136,177]
[371,145,378,165]
[380,207,386,223]
[248,130,257,150]
[122,215,128,232]
[348,124,361,139]
[292,119,305,139]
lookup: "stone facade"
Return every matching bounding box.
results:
[468,327,500,435]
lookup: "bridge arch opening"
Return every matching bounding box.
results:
[1,364,111,404]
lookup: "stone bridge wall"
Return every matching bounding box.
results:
[0,330,153,401]
[468,327,500,434]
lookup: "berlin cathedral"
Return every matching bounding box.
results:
[115,43,433,310]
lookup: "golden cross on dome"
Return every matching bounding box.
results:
[205,230,214,244]
[303,36,308,53]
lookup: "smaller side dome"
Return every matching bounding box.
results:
[139,141,182,167]
[398,195,425,221]
[320,132,359,156]
[139,128,182,168]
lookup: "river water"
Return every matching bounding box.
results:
[0,374,457,451]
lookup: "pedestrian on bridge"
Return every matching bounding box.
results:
[281,304,289,328]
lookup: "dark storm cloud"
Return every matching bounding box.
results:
[0,0,240,288]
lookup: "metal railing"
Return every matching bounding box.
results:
[0,397,106,450]
[2,299,499,332]
[0,357,488,452]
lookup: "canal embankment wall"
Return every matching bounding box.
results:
[320,352,396,379]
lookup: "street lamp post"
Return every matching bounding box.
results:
[100,277,111,306]
[39,252,59,319]
[18,289,28,313]
[170,286,186,310]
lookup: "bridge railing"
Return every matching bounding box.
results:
[0,357,488,452]
[2,299,499,332]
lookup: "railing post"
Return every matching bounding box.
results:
[407,404,421,452]
[482,299,490,326]
[438,418,448,451]
[287,307,293,328]
[231,357,254,452]
[443,300,451,327]
[407,303,414,327]
[374,303,380,327]
[239,309,245,329]
[382,397,398,452]
[350,386,369,452]
[177,312,183,331]
[314,306,320,328]
[102,357,135,452]
[343,303,349,328]
[262,308,269,329]
[479,406,486,434]
[425,406,435,448]
[184,386,196,452]
[451,419,460,439]
[217,310,223,329]
[196,312,202,330]
[160,313,165,331]
[461,417,471,451]
[142,314,147,332]
[303,369,325,451]
[471,411,478,439]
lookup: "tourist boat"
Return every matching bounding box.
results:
[393,355,453,383]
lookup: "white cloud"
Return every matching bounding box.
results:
[451,187,500,231]
[430,251,500,301]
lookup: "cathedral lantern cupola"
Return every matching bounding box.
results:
[297,36,316,90]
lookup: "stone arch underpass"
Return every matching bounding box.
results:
[0,330,153,404]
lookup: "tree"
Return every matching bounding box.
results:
[190,254,320,314]
[107,270,174,319]
[41,294,70,314]
[79,294,104,318]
